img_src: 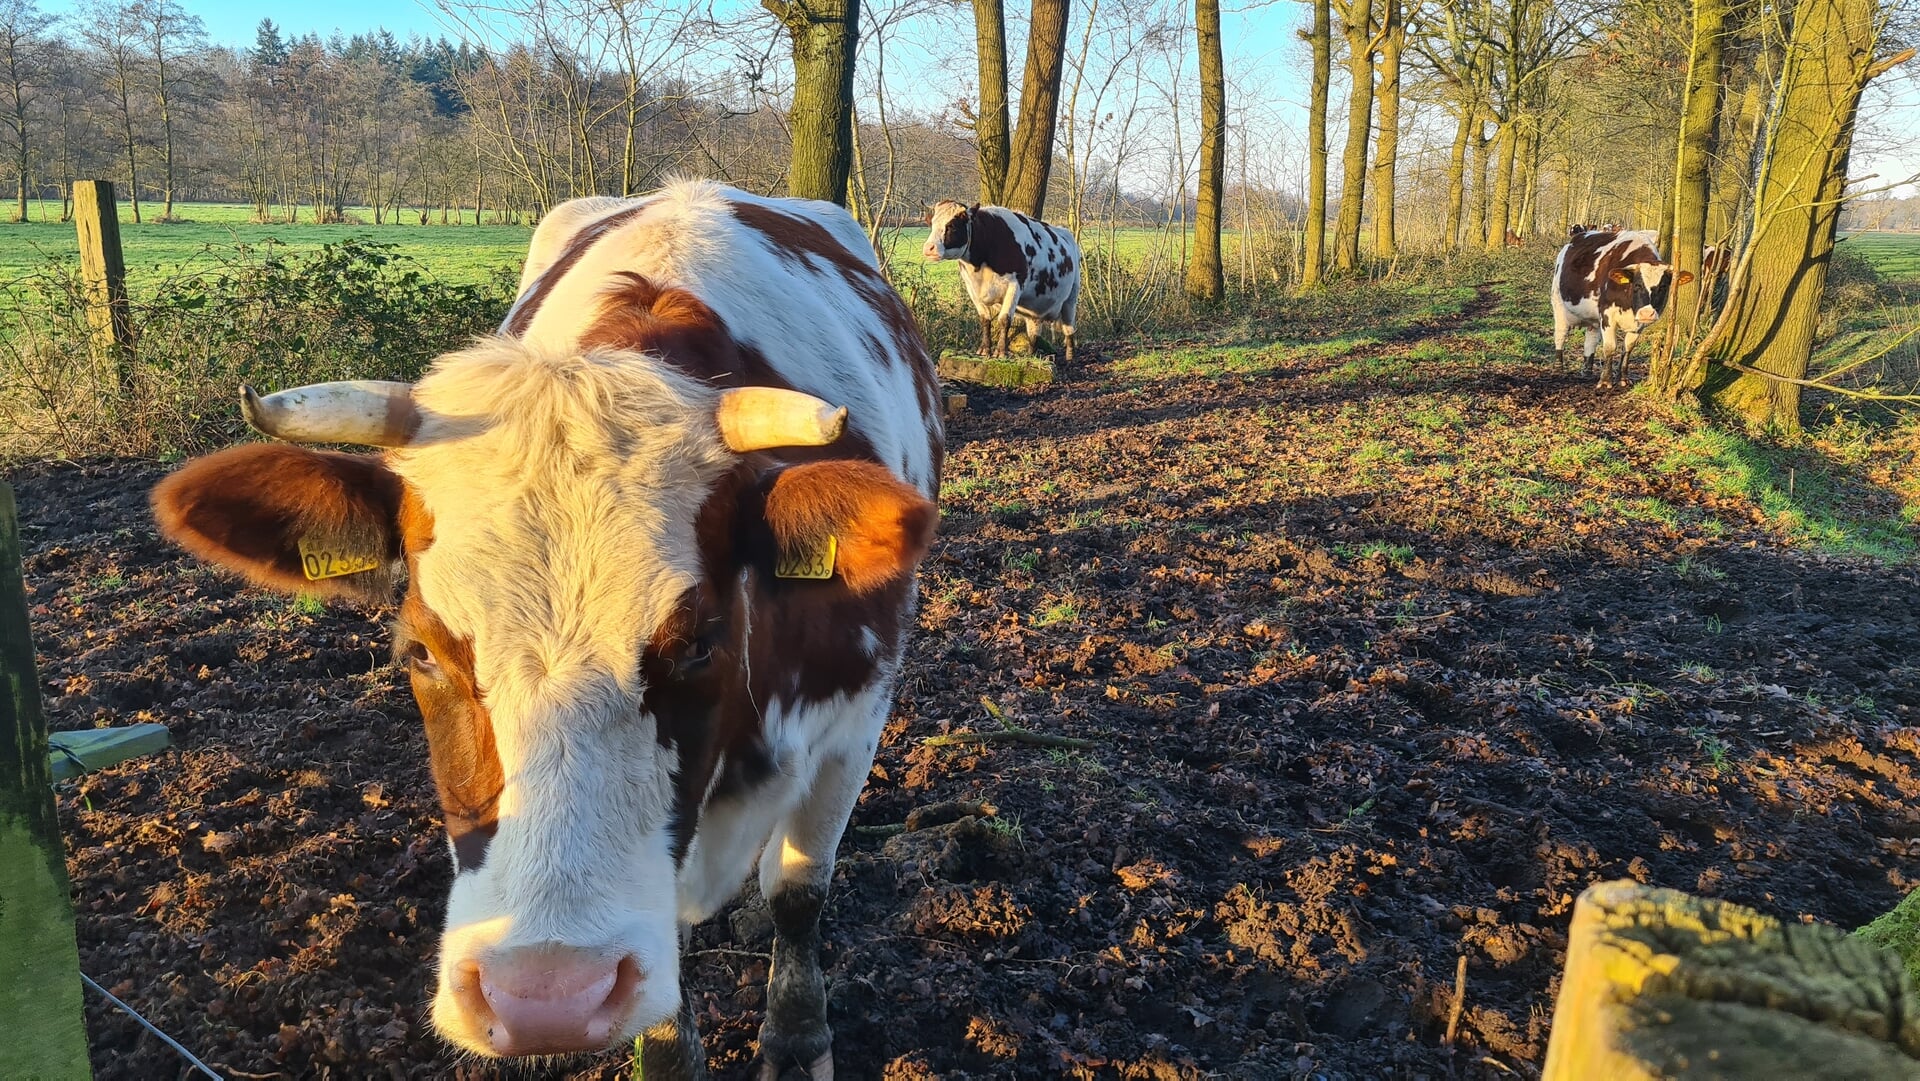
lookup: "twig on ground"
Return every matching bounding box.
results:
[1445,955,1469,1046]
[922,729,1096,750]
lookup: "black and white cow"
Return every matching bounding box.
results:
[1551,229,1694,388]
[151,180,943,1078]
[923,200,1081,362]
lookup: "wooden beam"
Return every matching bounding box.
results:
[1544,880,1919,1080]
[0,482,93,1080]
[71,180,133,395]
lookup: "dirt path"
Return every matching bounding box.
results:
[10,290,1919,1078]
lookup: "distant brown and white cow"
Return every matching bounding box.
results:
[1551,229,1694,388]
[923,200,1081,361]
[150,181,943,1079]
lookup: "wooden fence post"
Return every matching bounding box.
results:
[0,483,93,1080]
[71,180,132,396]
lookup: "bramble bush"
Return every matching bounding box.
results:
[0,240,516,459]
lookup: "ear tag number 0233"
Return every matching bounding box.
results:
[774,535,837,580]
[297,537,381,581]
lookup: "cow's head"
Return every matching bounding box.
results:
[922,200,974,261]
[151,347,937,1058]
[1606,263,1696,325]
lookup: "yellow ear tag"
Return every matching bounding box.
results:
[297,537,382,581]
[774,535,837,580]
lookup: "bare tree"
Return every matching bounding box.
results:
[1186,0,1224,300]
[1004,0,1071,216]
[0,0,53,221]
[765,0,861,203]
[130,0,203,220]
[971,0,1010,202]
[78,0,145,222]
[1331,0,1373,269]
[1302,0,1331,285]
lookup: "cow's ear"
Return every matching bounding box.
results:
[1610,270,1633,285]
[151,444,405,601]
[748,461,936,596]
[1676,270,1696,286]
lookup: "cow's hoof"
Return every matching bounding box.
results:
[757,1050,833,1081]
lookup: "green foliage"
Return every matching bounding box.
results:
[1,239,515,459]
[1857,887,1920,984]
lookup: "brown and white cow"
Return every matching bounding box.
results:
[1551,228,1694,388]
[150,181,943,1079]
[923,200,1081,361]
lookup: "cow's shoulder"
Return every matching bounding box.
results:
[968,207,1030,279]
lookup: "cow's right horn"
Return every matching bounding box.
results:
[241,381,420,447]
[715,387,848,452]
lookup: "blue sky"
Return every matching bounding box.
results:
[37,0,1916,197]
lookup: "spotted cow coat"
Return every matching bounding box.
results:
[1551,229,1694,388]
[151,181,943,1074]
[923,201,1082,361]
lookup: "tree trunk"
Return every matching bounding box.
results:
[1332,0,1373,270]
[1187,0,1225,302]
[1369,0,1401,258]
[1301,0,1331,287]
[1483,120,1516,251]
[765,0,861,205]
[1443,108,1470,252]
[1648,0,1729,397]
[1702,0,1896,431]
[1004,0,1070,217]
[971,0,1011,204]
[1467,124,1489,247]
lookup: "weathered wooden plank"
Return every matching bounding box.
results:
[47,723,170,783]
[1544,879,1920,1081]
[935,353,1055,388]
[72,179,133,393]
[0,482,94,1080]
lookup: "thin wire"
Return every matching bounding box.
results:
[80,972,225,1081]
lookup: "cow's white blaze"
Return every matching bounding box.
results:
[390,343,735,1050]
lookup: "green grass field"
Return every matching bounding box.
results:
[0,199,1248,301]
[1844,231,1920,283]
[0,201,531,288]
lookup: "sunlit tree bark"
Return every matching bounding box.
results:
[1370,0,1401,257]
[766,0,861,204]
[1004,0,1070,216]
[1332,0,1373,269]
[1187,0,1224,301]
[1648,0,1728,396]
[971,0,1010,203]
[1696,0,1906,430]
[1302,0,1331,286]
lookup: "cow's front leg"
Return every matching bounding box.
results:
[639,943,710,1080]
[1581,328,1601,380]
[754,748,871,1081]
[976,313,993,355]
[1596,326,1618,388]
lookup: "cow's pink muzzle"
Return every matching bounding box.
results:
[450,945,643,1056]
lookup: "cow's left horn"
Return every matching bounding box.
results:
[241,380,420,447]
[715,387,847,452]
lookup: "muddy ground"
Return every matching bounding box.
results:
[12,281,1920,1080]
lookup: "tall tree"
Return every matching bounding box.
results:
[1647,0,1729,395]
[1003,0,1070,217]
[971,0,1010,203]
[1187,0,1225,301]
[765,0,861,204]
[1331,0,1374,269]
[1370,0,1402,256]
[78,0,144,222]
[0,0,53,221]
[1695,0,1907,430]
[132,0,205,221]
[1302,0,1331,286]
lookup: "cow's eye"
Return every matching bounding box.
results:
[677,636,715,675]
[403,641,442,679]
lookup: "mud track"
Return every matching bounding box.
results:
[12,286,1919,1079]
